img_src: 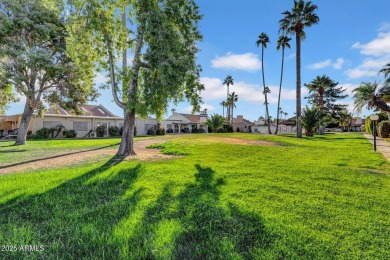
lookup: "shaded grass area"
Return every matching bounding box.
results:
[0,133,389,259]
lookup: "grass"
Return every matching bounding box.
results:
[0,136,157,166]
[0,133,389,259]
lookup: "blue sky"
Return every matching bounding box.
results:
[6,0,390,121]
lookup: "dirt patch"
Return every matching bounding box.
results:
[0,138,178,175]
[199,137,277,146]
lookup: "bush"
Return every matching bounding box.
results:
[156,128,165,135]
[96,125,106,137]
[225,125,233,133]
[108,126,120,136]
[217,128,227,133]
[147,127,156,135]
[365,116,373,135]
[63,129,77,138]
[377,121,390,138]
[31,128,50,139]
[236,127,240,132]
[167,128,174,134]
[181,128,190,133]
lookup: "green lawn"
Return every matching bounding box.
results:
[0,133,389,259]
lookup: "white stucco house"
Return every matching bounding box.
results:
[0,104,159,138]
[163,111,208,133]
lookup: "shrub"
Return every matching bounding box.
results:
[217,128,227,133]
[377,121,390,138]
[31,128,50,139]
[108,126,120,136]
[365,116,373,135]
[236,127,240,132]
[96,125,106,137]
[301,106,323,136]
[181,128,190,133]
[147,127,156,135]
[63,129,77,138]
[225,125,234,133]
[156,128,165,135]
[167,128,174,134]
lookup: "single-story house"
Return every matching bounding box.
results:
[232,115,254,132]
[0,104,159,137]
[163,111,208,133]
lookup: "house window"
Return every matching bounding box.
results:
[73,122,88,131]
[43,121,60,129]
[167,124,172,129]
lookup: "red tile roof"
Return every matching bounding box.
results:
[45,104,118,117]
[180,114,201,123]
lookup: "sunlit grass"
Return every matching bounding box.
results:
[0,133,389,259]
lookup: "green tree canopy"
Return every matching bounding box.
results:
[67,0,204,156]
[305,75,348,120]
[0,0,98,144]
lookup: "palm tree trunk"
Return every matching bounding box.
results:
[15,99,34,145]
[261,46,271,134]
[226,85,229,119]
[275,47,285,134]
[296,33,302,138]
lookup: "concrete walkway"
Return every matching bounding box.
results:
[364,134,390,161]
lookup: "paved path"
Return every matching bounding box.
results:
[364,134,390,161]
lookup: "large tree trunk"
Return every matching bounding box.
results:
[275,47,285,134]
[117,109,136,156]
[15,99,34,145]
[116,22,144,157]
[296,33,302,138]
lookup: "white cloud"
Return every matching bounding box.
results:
[345,58,388,79]
[352,31,390,56]
[308,59,332,70]
[347,24,390,80]
[211,52,261,71]
[200,77,306,105]
[333,58,346,70]
[286,53,296,60]
[94,73,108,85]
[340,83,359,96]
[378,22,390,32]
[308,58,347,70]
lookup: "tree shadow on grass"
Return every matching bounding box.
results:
[0,156,143,259]
[131,164,273,259]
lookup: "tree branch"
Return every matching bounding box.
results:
[103,32,126,109]
[140,62,150,69]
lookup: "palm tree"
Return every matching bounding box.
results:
[228,92,238,124]
[353,81,390,113]
[301,106,323,136]
[223,75,234,118]
[279,0,320,138]
[275,35,291,134]
[205,114,227,133]
[284,111,288,119]
[279,107,284,122]
[380,62,390,85]
[219,101,226,117]
[171,108,176,114]
[256,32,271,134]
